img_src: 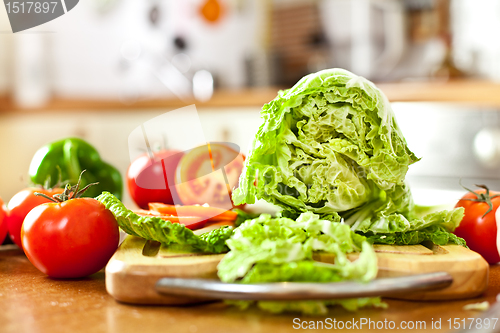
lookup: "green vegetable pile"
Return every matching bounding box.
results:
[233,68,464,242]
[97,190,385,315]
[98,68,466,315]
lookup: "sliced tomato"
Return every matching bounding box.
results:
[148,202,237,222]
[174,143,244,209]
[133,210,209,230]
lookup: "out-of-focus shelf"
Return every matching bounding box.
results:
[0,88,281,113]
[3,80,500,112]
[378,79,500,107]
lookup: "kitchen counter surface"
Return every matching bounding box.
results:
[2,244,500,333]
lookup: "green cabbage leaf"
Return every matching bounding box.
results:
[96,191,232,253]
[232,68,463,236]
[217,212,384,314]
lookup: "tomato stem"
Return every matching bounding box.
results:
[33,166,69,192]
[34,192,60,203]
[34,170,99,203]
[460,181,500,217]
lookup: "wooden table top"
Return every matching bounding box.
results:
[2,244,500,333]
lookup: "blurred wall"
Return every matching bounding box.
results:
[452,0,500,80]
[0,0,268,104]
[4,0,500,104]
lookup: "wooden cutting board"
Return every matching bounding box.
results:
[105,235,489,305]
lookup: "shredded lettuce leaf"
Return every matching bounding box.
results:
[232,68,463,237]
[227,296,387,316]
[217,212,384,314]
[96,192,232,253]
[257,297,388,315]
[363,225,467,247]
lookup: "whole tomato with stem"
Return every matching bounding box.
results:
[0,197,7,244]
[21,174,119,278]
[6,187,64,249]
[454,184,500,264]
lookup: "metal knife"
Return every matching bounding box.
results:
[155,272,453,301]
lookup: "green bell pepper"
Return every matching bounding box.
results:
[29,137,123,199]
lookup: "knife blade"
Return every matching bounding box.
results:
[155,272,453,301]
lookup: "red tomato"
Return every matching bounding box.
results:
[6,187,64,249]
[21,198,119,278]
[127,150,184,209]
[175,143,244,209]
[0,197,7,244]
[454,187,500,264]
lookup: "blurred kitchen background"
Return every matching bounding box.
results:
[1,0,500,205]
